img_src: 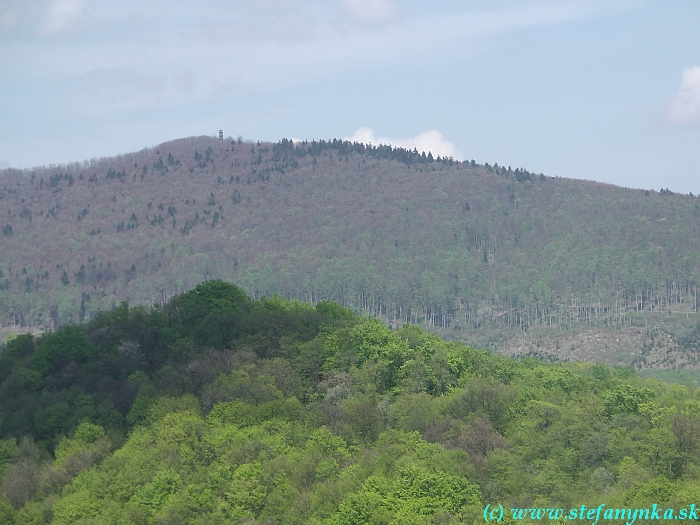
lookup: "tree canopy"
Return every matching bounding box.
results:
[1,282,699,523]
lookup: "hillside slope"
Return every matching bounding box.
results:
[1,136,700,366]
[1,283,700,524]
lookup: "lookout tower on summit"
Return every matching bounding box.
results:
[219,130,223,140]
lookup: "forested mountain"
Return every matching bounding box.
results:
[2,136,700,366]
[1,282,700,524]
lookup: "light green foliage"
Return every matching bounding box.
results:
[219,463,266,518]
[307,426,351,461]
[623,475,674,505]
[672,482,700,507]
[351,319,394,361]
[52,489,102,524]
[145,394,201,424]
[132,469,182,512]
[54,422,106,464]
[4,288,700,523]
[38,422,111,497]
[604,384,656,415]
[14,501,45,525]
[39,393,484,524]
[0,495,16,524]
[350,319,413,389]
[206,399,259,427]
[331,461,480,524]
[391,464,481,514]
[333,490,386,525]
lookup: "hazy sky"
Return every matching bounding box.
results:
[1,0,699,193]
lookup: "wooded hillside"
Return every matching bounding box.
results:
[2,136,700,365]
[1,282,700,524]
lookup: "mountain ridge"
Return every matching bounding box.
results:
[2,135,700,368]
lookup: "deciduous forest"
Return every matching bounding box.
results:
[1,281,700,524]
[2,136,700,364]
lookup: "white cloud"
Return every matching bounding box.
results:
[345,127,462,159]
[666,66,700,125]
[39,0,88,36]
[339,0,398,26]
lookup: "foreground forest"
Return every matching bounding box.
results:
[1,281,700,524]
[2,136,700,364]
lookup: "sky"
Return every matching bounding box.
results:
[1,0,699,193]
